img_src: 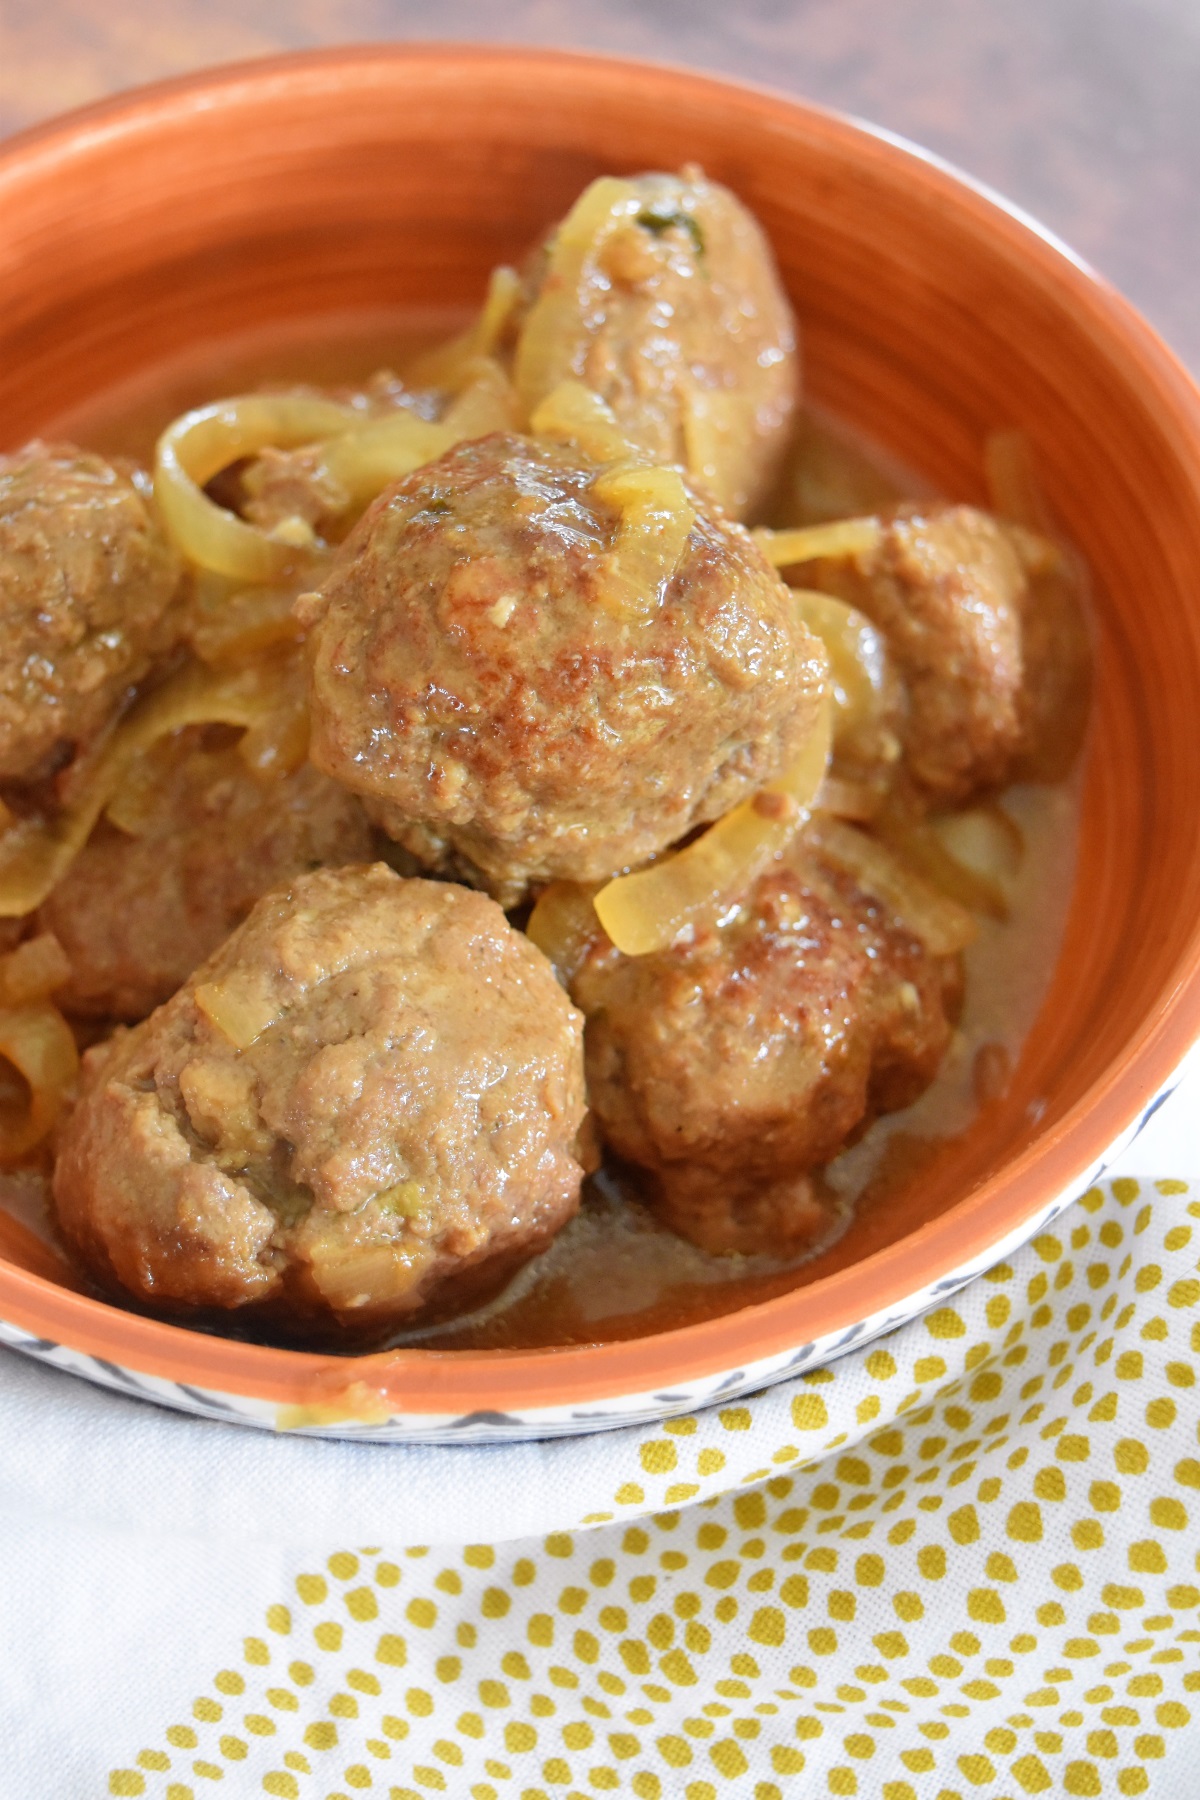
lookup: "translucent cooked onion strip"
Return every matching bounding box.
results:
[0,1001,79,1163]
[408,265,522,388]
[814,774,879,821]
[791,588,891,749]
[0,935,70,1007]
[753,518,883,567]
[155,395,357,580]
[592,463,697,622]
[194,977,283,1050]
[186,576,305,666]
[0,659,293,916]
[595,691,833,956]
[440,356,519,437]
[526,881,605,987]
[876,814,1010,921]
[514,176,643,419]
[806,814,977,955]
[531,381,638,465]
[316,413,458,510]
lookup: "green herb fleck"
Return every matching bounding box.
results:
[636,206,705,258]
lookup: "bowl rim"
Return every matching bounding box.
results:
[3,40,1200,1418]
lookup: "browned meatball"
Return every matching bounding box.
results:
[572,835,959,1256]
[52,865,589,1333]
[0,443,181,781]
[38,724,374,1021]
[302,433,827,907]
[510,168,798,520]
[807,505,1028,804]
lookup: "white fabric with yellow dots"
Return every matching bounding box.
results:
[1,1175,1198,1799]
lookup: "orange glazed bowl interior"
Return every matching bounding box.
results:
[2,44,1200,1423]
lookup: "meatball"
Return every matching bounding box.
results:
[302,433,827,906]
[38,724,374,1021]
[572,835,960,1256]
[510,168,798,520]
[807,505,1028,804]
[52,865,589,1332]
[0,443,181,781]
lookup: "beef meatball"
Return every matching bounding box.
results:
[510,168,798,520]
[52,865,589,1333]
[806,505,1028,804]
[38,723,374,1021]
[0,443,181,781]
[302,433,827,906]
[572,835,960,1256]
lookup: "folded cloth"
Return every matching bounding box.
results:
[2,1175,1197,1797]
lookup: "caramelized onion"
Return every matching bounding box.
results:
[0,1001,78,1163]
[592,463,697,622]
[525,881,606,987]
[186,577,305,666]
[155,395,356,579]
[594,690,833,956]
[792,588,892,751]
[753,517,883,568]
[408,265,522,388]
[316,413,458,510]
[806,814,977,955]
[513,176,643,419]
[0,659,296,916]
[531,381,637,465]
[440,356,519,437]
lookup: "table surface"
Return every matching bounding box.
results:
[2,0,1198,1177]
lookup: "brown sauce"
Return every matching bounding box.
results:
[12,310,1083,1353]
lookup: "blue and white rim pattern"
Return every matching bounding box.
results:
[0,1047,1193,1444]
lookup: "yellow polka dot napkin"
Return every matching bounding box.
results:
[68,1176,1198,1800]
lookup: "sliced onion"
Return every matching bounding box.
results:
[0,659,295,916]
[0,1002,79,1163]
[186,577,305,666]
[513,176,643,419]
[0,935,70,1008]
[753,518,883,568]
[408,265,522,388]
[594,690,833,956]
[440,356,519,437]
[525,881,606,986]
[792,587,891,750]
[875,803,1023,923]
[814,774,880,821]
[316,413,458,510]
[530,380,637,465]
[806,815,977,955]
[193,978,283,1050]
[591,463,697,622]
[155,395,357,580]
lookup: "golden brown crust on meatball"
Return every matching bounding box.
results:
[572,836,959,1256]
[0,443,181,781]
[808,505,1028,804]
[511,168,798,520]
[302,433,827,906]
[38,724,374,1021]
[52,865,589,1333]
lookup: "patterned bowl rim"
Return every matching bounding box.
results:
[2,42,1200,1420]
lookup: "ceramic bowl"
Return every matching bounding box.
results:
[2,45,1200,1441]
